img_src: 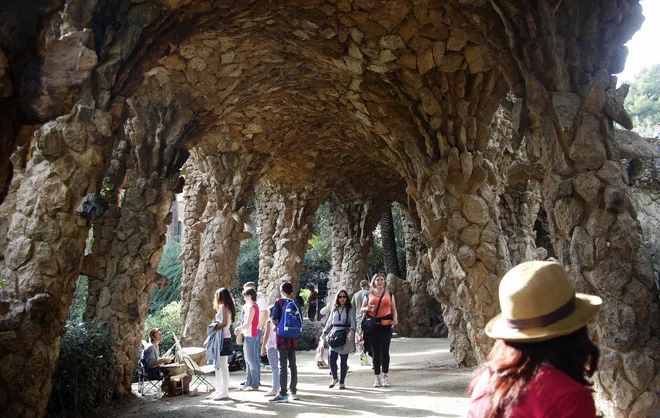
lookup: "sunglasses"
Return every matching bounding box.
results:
[338,295,347,299]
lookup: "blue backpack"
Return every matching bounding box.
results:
[277,298,302,339]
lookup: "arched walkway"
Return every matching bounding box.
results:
[110,338,471,418]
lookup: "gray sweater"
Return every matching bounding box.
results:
[322,306,356,355]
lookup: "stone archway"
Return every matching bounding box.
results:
[0,1,659,417]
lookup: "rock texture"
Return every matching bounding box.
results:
[0,1,659,417]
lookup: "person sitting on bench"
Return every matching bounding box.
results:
[142,328,175,377]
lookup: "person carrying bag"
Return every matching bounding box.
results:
[322,290,356,390]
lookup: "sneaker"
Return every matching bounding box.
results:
[290,393,299,400]
[212,393,229,401]
[269,393,289,403]
[264,390,277,397]
[373,376,381,387]
[244,387,257,391]
[382,375,389,387]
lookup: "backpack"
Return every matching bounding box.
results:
[277,298,303,339]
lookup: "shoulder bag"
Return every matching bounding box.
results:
[362,291,386,333]
[328,308,351,348]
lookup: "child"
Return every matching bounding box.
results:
[261,307,279,397]
[269,282,301,403]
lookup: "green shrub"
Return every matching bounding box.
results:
[149,238,183,314]
[68,276,88,323]
[47,322,116,417]
[143,301,181,354]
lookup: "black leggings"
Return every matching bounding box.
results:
[329,351,349,383]
[369,325,392,375]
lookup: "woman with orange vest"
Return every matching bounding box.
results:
[361,273,398,388]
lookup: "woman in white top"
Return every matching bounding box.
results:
[211,287,236,400]
[260,306,279,397]
[235,287,260,390]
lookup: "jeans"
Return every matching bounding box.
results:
[329,351,349,383]
[278,347,297,396]
[244,335,261,389]
[267,347,279,392]
[369,325,392,375]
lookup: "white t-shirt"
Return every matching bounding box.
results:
[266,321,277,349]
[215,309,232,338]
[257,294,269,327]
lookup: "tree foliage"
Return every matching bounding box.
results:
[149,237,183,314]
[624,64,660,137]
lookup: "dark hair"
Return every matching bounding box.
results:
[242,288,257,301]
[281,282,293,296]
[467,327,599,417]
[334,290,352,310]
[213,288,237,322]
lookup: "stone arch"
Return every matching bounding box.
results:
[0,1,659,416]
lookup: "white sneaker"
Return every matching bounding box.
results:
[373,376,381,387]
[212,393,229,401]
[382,375,389,387]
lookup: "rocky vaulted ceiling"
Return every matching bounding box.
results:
[1,1,659,417]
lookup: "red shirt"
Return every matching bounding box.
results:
[468,365,597,418]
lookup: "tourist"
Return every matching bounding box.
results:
[269,282,303,403]
[322,289,356,390]
[307,284,318,321]
[209,288,236,400]
[351,279,370,324]
[235,287,260,391]
[467,261,602,417]
[261,306,280,397]
[242,282,268,388]
[361,273,398,387]
[142,328,175,373]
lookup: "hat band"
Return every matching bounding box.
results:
[505,295,576,330]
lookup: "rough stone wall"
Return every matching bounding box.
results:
[256,183,322,303]
[327,195,382,301]
[488,105,546,265]
[82,177,176,397]
[178,166,207,340]
[629,157,660,281]
[400,207,433,338]
[0,101,112,416]
[458,2,660,414]
[180,149,257,346]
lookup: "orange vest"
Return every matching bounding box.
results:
[366,290,393,326]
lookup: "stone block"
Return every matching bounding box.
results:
[570,117,607,170]
[461,195,489,226]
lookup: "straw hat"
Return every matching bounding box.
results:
[485,261,602,342]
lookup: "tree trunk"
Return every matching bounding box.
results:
[380,208,401,278]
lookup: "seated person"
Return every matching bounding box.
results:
[142,328,175,378]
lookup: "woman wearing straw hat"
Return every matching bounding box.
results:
[467,261,602,417]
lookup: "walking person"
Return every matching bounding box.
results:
[322,290,356,390]
[269,282,303,403]
[261,307,279,397]
[352,280,371,366]
[307,285,318,321]
[208,288,236,400]
[361,273,398,387]
[467,261,602,417]
[235,287,260,391]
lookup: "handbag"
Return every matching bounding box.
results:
[361,291,386,333]
[236,332,244,345]
[328,308,351,348]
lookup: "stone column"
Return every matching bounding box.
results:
[257,183,320,303]
[180,151,256,346]
[83,177,176,397]
[0,101,113,417]
[178,167,207,338]
[530,84,660,416]
[400,207,434,337]
[327,196,382,300]
[256,180,280,295]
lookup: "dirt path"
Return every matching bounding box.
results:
[99,338,473,418]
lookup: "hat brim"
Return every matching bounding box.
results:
[485,293,602,343]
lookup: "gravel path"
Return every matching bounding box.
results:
[98,338,473,418]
